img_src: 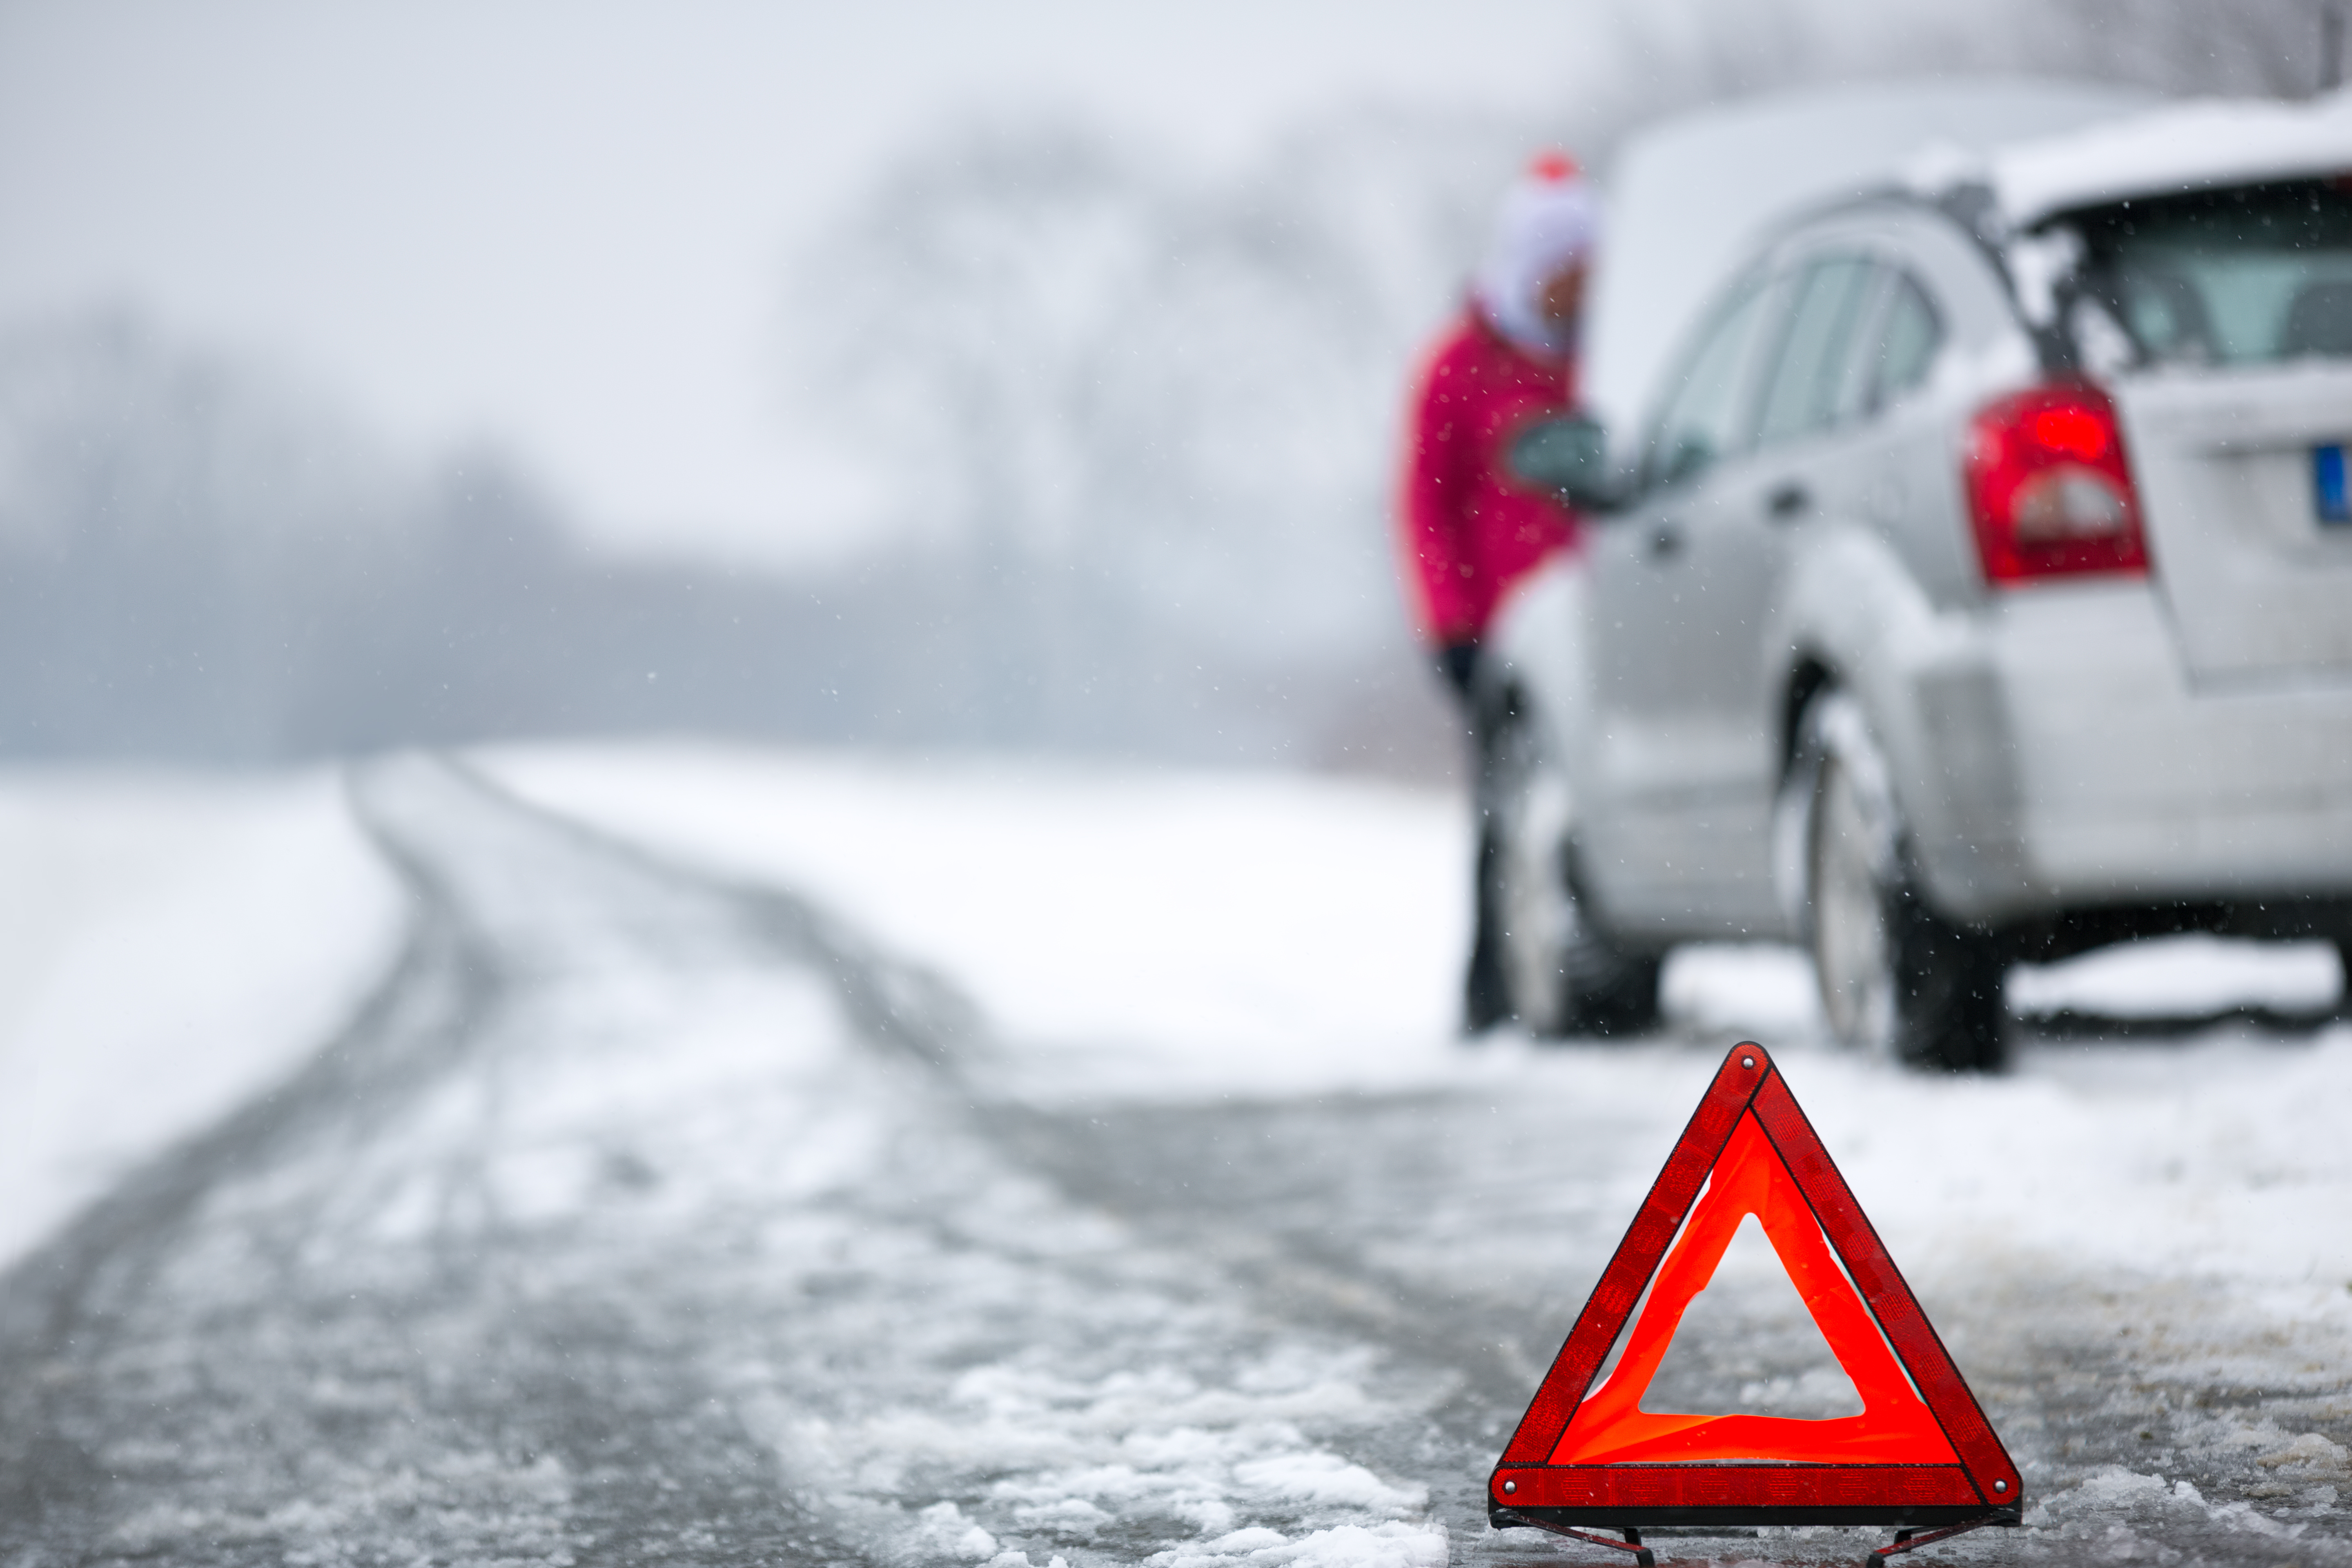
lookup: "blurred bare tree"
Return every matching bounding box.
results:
[1582,0,2332,111]
[790,109,1521,756]
[0,313,875,759]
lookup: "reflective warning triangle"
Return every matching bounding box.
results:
[1488,1042,2022,1530]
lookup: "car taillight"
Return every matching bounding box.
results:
[1963,381,2149,584]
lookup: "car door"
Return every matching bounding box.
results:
[1578,269,1789,933]
[1693,253,1888,922]
[1583,253,1885,937]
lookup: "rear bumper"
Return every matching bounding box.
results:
[1895,581,2352,925]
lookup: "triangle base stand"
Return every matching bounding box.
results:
[1496,1503,2017,1568]
[1492,1512,1654,1568]
[1496,1504,2013,1568]
[1865,1513,2013,1566]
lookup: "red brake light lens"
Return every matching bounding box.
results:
[2023,404,2110,462]
[1964,382,2149,584]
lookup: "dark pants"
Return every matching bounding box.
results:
[1461,686,1511,1033]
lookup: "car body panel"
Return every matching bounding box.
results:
[1773,524,2025,924]
[1579,462,1788,939]
[2118,364,2352,682]
[1991,586,2352,901]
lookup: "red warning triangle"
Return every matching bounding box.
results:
[1489,1042,2021,1533]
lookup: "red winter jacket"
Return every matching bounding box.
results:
[1397,306,1581,646]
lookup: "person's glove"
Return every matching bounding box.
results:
[1436,642,1479,699]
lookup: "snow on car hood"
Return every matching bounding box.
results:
[1995,89,2352,228]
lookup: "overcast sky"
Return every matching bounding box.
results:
[0,0,1605,568]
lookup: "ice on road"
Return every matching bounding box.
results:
[0,747,2346,1566]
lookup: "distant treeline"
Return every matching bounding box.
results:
[0,312,1452,771]
[0,104,1517,774]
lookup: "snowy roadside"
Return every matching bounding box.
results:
[486,741,2352,1288]
[489,741,2352,1557]
[0,767,403,1270]
[483,742,1478,1102]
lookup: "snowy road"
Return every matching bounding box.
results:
[1,755,2348,1567]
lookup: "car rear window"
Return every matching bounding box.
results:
[2064,177,2352,367]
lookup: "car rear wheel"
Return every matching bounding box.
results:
[1796,691,2006,1071]
[1488,697,1662,1038]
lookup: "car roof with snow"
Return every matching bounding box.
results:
[1584,77,2152,433]
[1992,89,2352,229]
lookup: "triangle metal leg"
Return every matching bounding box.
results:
[1866,1512,2002,1566]
[1506,1513,1655,1568]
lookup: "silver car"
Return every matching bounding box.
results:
[1488,97,2352,1068]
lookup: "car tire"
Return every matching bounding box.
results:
[1792,690,2006,1071]
[1487,694,1663,1039]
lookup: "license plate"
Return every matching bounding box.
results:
[2318,443,2351,526]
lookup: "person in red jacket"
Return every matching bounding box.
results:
[1398,151,1599,1032]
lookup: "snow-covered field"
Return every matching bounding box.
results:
[490,744,1474,1102]
[2,744,2347,1565]
[0,767,401,1270]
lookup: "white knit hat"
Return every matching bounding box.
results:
[1475,151,1601,358]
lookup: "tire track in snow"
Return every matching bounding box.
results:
[0,757,1461,1568]
[0,756,886,1565]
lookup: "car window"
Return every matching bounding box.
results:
[2068,178,2352,366]
[1860,271,1942,414]
[1644,277,1779,489]
[1754,255,1876,445]
[1823,268,1891,423]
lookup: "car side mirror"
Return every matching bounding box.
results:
[1509,415,1626,514]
